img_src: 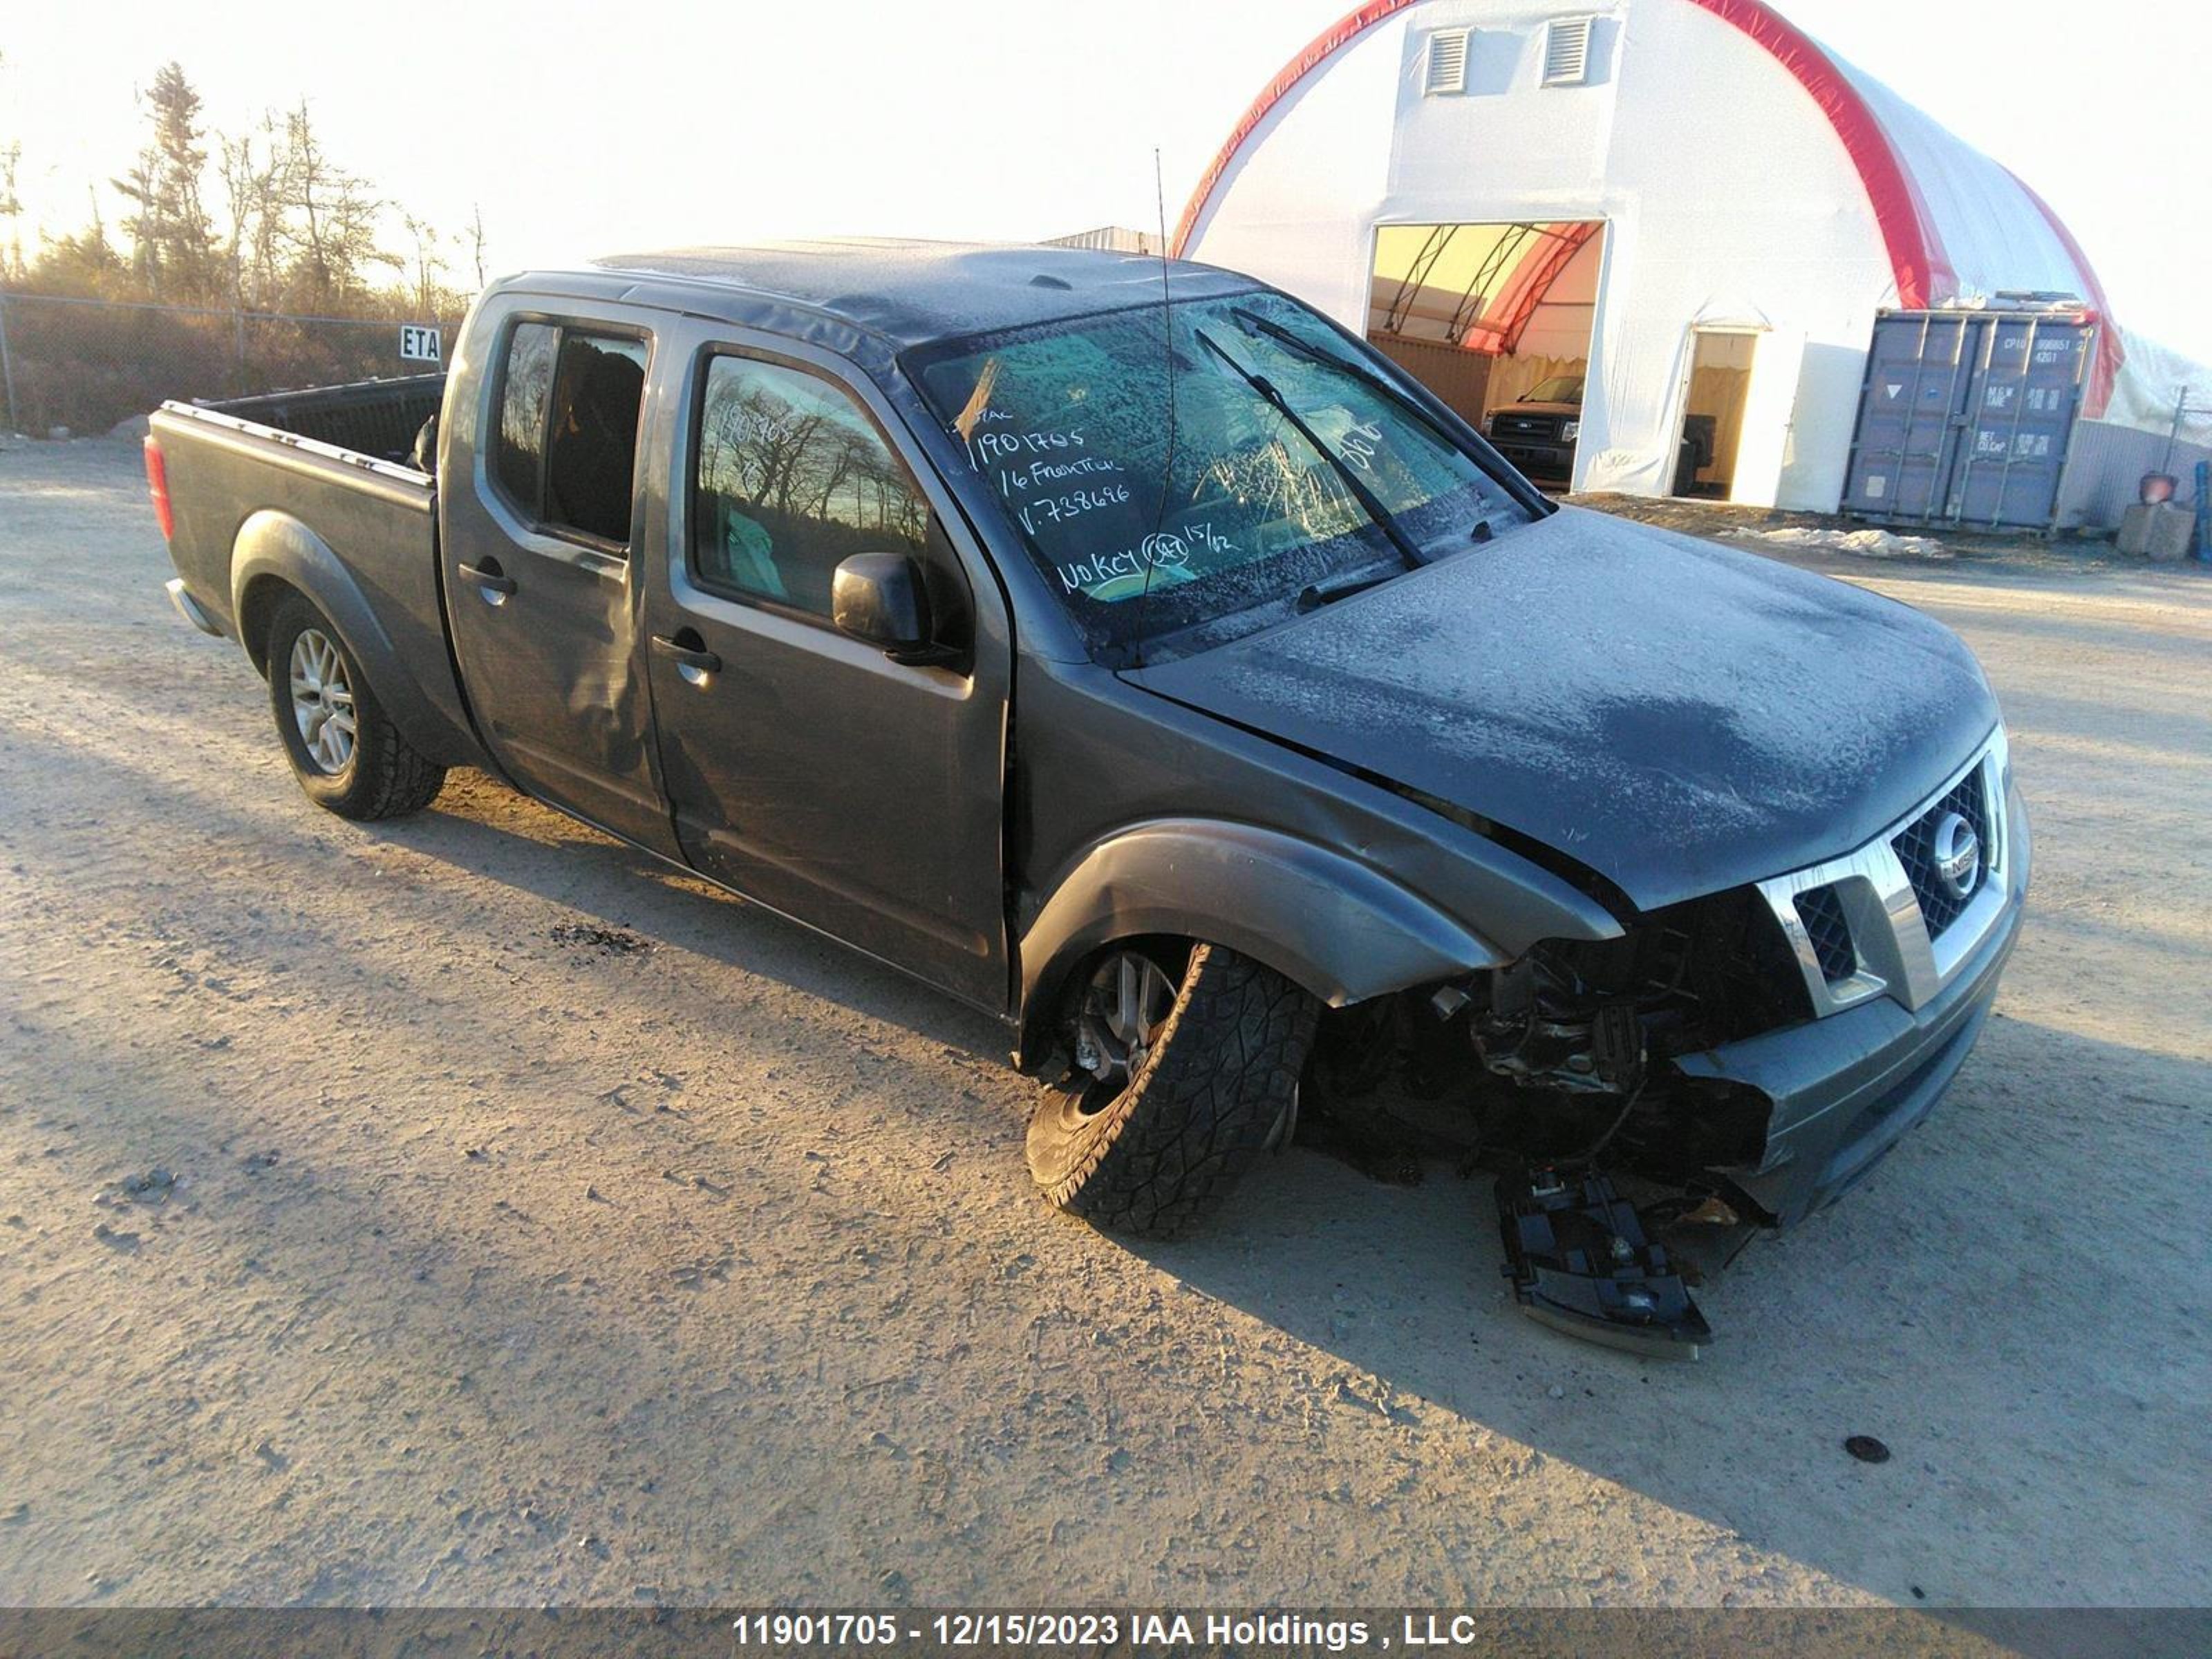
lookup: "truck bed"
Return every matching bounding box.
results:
[208,374,446,469]
[149,373,482,769]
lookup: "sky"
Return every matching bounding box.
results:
[4,0,2206,361]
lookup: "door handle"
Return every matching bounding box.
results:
[458,561,518,603]
[651,632,722,685]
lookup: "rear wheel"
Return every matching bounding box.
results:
[1026,942,1318,1237]
[265,593,446,821]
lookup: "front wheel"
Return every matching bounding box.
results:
[265,593,446,821]
[1026,942,1318,1237]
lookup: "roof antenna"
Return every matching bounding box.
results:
[1131,146,1177,671]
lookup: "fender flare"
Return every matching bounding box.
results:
[229,511,481,767]
[1014,818,1508,1069]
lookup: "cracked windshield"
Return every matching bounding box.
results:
[912,291,1528,659]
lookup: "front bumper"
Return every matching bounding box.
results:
[1678,782,2030,1229]
[1490,440,1574,483]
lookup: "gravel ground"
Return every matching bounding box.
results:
[1,436,2206,1609]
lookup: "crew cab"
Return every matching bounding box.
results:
[147,242,2026,1300]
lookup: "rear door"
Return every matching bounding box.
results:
[442,303,680,855]
[640,328,1011,1011]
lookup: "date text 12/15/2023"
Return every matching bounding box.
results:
[726,1611,1548,1650]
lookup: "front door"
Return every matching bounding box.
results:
[641,339,1009,1011]
[1674,328,1756,500]
[442,310,677,854]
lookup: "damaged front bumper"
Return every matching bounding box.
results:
[1488,870,2021,1358]
[1683,862,2025,1230]
[1481,763,2026,1356]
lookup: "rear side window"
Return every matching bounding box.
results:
[692,355,928,617]
[490,321,648,548]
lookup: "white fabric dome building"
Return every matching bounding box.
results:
[1171,0,2167,521]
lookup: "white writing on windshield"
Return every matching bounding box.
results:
[1057,523,1234,600]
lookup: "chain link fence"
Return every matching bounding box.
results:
[0,291,469,439]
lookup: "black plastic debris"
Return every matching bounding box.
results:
[1845,1434,1892,1464]
[1497,1167,1712,1360]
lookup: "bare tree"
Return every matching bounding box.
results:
[401,214,444,315]
[467,204,487,290]
[216,127,266,310]
[272,101,392,302]
[275,102,332,297]
[242,113,286,307]
[326,171,396,299]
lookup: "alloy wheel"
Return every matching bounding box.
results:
[288,628,357,776]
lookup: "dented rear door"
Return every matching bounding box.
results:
[440,297,681,856]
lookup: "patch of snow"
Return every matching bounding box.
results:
[1727,525,1951,560]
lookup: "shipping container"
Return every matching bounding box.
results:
[1841,309,2094,531]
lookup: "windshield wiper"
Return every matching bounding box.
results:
[1295,566,1402,612]
[1228,308,1519,557]
[1191,326,1429,571]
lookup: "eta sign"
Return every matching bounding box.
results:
[400,326,442,364]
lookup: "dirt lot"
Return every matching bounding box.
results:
[1,436,2206,1609]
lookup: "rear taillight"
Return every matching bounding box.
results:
[143,434,174,542]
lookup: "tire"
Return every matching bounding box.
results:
[264,592,446,821]
[1027,942,1318,1237]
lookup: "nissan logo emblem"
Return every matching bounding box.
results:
[1932,812,1981,901]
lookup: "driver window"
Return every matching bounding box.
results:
[693,355,928,619]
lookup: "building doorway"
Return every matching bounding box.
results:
[1676,330,1757,498]
[1366,221,1605,491]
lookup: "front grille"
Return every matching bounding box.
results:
[1755,730,2011,1020]
[1792,885,1855,982]
[1892,769,1992,937]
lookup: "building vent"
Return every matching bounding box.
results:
[1425,28,1471,95]
[1543,16,1595,85]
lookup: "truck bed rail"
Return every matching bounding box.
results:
[198,373,446,469]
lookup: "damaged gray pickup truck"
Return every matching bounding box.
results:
[148,242,2026,1353]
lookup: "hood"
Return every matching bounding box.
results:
[1127,507,1998,914]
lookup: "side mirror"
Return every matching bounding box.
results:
[833,553,950,664]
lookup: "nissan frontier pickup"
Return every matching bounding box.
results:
[147,241,2027,1350]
